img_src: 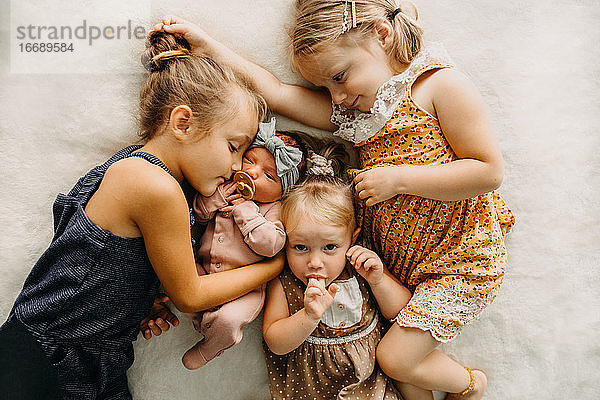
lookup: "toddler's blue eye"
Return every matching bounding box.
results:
[324,244,338,251]
[294,244,308,251]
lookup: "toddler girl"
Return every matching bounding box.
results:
[182,117,307,369]
[156,1,515,397]
[0,31,284,400]
[262,143,412,400]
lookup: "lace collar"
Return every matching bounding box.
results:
[330,42,454,145]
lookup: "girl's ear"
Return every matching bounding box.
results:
[373,19,394,49]
[351,228,361,244]
[169,105,193,141]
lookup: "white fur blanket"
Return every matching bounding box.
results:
[1,1,598,399]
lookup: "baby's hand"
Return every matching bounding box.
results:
[304,278,339,321]
[346,245,384,288]
[354,166,407,206]
[219,181,238,198]
[219,181,245,212]
[139,294,179,340]
[150,16,212,55]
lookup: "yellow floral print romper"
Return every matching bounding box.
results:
[332,43,515,342]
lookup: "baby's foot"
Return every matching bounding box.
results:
[446,370,487,400]
[182,340,210,370]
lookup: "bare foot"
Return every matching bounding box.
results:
[445,370,487,400]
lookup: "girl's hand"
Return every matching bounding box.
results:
[150,16,212,55]
[139,294,179,340]
[346,245,384,288]
[354,166,411,206]
[304,278,339,321]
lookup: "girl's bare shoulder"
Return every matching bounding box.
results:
[424,68,481,100]
[104,157,182,202]
[83,156,183,237]
[94,158,186,227]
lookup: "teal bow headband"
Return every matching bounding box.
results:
[249,117,303,193]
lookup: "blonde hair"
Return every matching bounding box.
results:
[280,142,356,233]
[290,0,423,72]
[139,31,266,141]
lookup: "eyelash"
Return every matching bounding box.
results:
[293,244,338,252]
[333,72,345,82]
[229,143,240,153]
[243,157,275,180]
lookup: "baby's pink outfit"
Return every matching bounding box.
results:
[183,183,285,369]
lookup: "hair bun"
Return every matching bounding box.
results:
[141,31,192,72]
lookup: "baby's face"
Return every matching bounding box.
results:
[241,147,282,203]
[285,220,353,287]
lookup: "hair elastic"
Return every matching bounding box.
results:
[148,49,191,71]
[388,7,402,20]
[152,49,190,63]
[308,152,335,177]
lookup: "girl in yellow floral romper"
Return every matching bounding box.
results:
[156,0,515,398]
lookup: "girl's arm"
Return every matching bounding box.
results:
[263,276,338,355]
[155,16,336,131]
[133,167,284,313]
[354,69,504,205]
[346,246,411,319]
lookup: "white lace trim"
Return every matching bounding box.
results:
[305,312,379,345]
[393,283,493,343]
[331,42,454,145]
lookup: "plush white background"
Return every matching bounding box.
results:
[1,0,599,399]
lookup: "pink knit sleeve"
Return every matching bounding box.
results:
[231,201,286,257]
[192,186,228,224]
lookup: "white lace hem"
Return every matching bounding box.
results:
[331,42,454,145]
[393,283,493,343]
[305,312,379,345]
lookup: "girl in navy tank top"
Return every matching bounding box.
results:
[0,31,283,400]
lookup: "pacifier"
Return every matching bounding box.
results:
[233,171,255,200]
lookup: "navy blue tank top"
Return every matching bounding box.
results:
[11,145,180,399]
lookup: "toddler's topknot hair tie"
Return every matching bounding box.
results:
[307,152,335,177]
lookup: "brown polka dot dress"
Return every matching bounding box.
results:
[263,268,402,400]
